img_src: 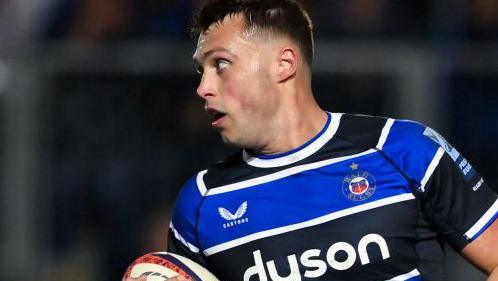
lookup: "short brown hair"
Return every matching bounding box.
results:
[192,0,314,68]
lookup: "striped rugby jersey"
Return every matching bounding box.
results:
[168,112,498,281]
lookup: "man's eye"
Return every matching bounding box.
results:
[215,59,229,72]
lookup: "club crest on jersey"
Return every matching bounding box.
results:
[218,201,249,228]
[342,170,376,201]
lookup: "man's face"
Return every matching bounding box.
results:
[193,14,279,149]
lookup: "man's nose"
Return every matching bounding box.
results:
[196,74,216,99]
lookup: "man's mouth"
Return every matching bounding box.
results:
[206,108,227,127]
[212,112,226,122]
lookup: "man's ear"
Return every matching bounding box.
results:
[276,47,298,83]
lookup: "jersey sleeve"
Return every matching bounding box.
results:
[167,171,208,266]
[382,120,498,251]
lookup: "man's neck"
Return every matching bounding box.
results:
[253,101,328,156]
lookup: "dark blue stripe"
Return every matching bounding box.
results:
[200,152,412,247]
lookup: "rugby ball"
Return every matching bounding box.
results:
[122,252,220,281]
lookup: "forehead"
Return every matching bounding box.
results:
[193,14,256,61]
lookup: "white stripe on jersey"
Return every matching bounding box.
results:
[206,148,378,196]
[170,222,200,253]
[465,197,498,240]
[204,193,416,256]
[419,147,445,192]
[385,268,421,281]
[376,118,395,150]
[242,112,342,168]
[196,170,208,195]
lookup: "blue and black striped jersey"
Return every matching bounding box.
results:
[168,112,498,281]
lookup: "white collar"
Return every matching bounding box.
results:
[242,112,342,168]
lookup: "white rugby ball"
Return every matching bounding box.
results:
[122,252,220,281]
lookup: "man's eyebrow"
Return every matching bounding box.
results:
[192,47,235,64]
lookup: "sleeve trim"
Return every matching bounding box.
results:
[419,147,445,192]
[170,222,200,253]
[464,198,498,240]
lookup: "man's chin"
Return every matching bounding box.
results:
[220,134,237,147]
[219,132,245,148]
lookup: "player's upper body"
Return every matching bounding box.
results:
[165,0,498,281]
[169,112,498,281]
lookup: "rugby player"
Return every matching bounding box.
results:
[129,0,498,280]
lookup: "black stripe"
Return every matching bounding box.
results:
[204,114,389,190]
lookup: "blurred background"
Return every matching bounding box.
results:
[0,0,497,280]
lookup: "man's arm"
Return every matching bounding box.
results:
[461,219,498,280]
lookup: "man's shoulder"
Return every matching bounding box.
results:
[339,112,389,124]
[335,112,430,147]
[336,112,426,132]
[177,152,245,197]
[332,113,390,150]
[200,150,268,190]
[192,113,437,192]
[175,152,248,207]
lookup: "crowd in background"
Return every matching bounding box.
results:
[0,1,498,281]
[40,0,498,41]
[1,0,498,49]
